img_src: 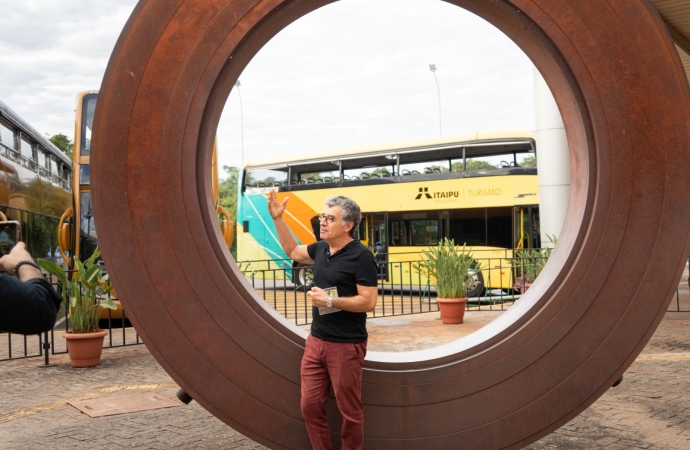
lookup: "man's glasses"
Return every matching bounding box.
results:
[318,213,337,224]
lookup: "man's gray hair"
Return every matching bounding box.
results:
[325,195,361,237]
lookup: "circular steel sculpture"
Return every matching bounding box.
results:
[92,0,690,448]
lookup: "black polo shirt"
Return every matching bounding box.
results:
[306,240,378,343]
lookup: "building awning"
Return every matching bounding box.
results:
[652,0,690,83]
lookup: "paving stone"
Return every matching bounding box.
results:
[1,311,689,449]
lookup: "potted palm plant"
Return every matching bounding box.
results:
[415,238,480,324]
[38,247,117,367]
[511,235,557,294]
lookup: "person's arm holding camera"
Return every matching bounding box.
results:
[1,242,44,281]
[0,242,62,335]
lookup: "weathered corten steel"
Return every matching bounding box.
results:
[91,0,690,448]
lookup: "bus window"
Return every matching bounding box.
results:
[410,220,438,245]
[38,149,46,168]
[79,191,98,259]
[0,121,14,149]
[529,207,541,248]
[451,156,498,172]
[81,96,96,156]
[513,206,540,249]
[456,152,536,171]
[343,167,366,180]
[388,211,439,246]
[298,169,338,184]
[445,207,512,247]
[486,207,513,248]
[343,166,395,180]
[449,208,483,246]
[390,220,408,246]
[369,213,387,247]
[399,160,449,175]
[356,216,368,245]
[245,167,288,189]
[20,137,33,160]
[80,164,90,185]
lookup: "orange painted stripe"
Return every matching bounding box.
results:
[275,192,318,245]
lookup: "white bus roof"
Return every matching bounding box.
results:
[244,130,535,169]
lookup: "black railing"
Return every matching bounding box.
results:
[243,253,690,325]
[244,258,523,326]
[3,254,687,363]
[0,274,142,363]
[0,142,71,190]
[669,257,690,312]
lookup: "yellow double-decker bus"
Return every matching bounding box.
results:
[57,91,234,323]
[237,131,540,297]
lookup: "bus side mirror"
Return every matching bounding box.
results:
[221,219,234,248]
[217,205,234,248]
[57,209,73,265]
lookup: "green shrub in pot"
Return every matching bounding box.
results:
[37,247,117,333]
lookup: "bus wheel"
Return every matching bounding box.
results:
[294,264,314,292]
[466,262,484,298]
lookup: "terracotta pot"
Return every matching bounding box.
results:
[63,329,108,368]
[436,298,468,324]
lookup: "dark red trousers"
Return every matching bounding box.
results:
[301,334,367,450]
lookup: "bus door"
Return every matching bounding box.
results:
[362,212,388,280]
[513,206,540,250]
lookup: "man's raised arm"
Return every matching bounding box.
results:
[267,189,313,264]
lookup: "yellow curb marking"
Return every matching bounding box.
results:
[0,383,177,424]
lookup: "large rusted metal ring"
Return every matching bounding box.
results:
[92,0,690,448]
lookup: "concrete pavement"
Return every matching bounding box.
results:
[0,310,688,449]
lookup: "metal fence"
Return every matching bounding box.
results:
[246,257,525,327]
[3,254,688,363]
[669,257,690,312]
[244,253,690,325]
[0,274,142,364]
[1,141,71,190]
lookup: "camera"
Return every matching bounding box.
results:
[0,220,21,257]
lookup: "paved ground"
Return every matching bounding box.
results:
[1,309,688,449]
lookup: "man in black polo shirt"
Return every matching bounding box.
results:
[268,190,377,450]
[1,242,62,335]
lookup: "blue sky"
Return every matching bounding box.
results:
[0,0,537,175]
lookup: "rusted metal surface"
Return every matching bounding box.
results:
[91,0,690,448]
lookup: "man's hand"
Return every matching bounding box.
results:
[0,242,33,273]
[267,189,313,264]
[307,287,329,308]
[0,242,43,281]
[307,285,378,312]
[267,189,289,219]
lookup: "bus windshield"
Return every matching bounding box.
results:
[80,95,96,156]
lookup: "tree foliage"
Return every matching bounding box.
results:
[366,167,395,177]
[519,155,536,167]
[37,247,117,333]
[451,160,497,171]
[48,134,74,159]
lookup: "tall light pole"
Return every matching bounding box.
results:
[234,79,244,163]
[429,64,441,135]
